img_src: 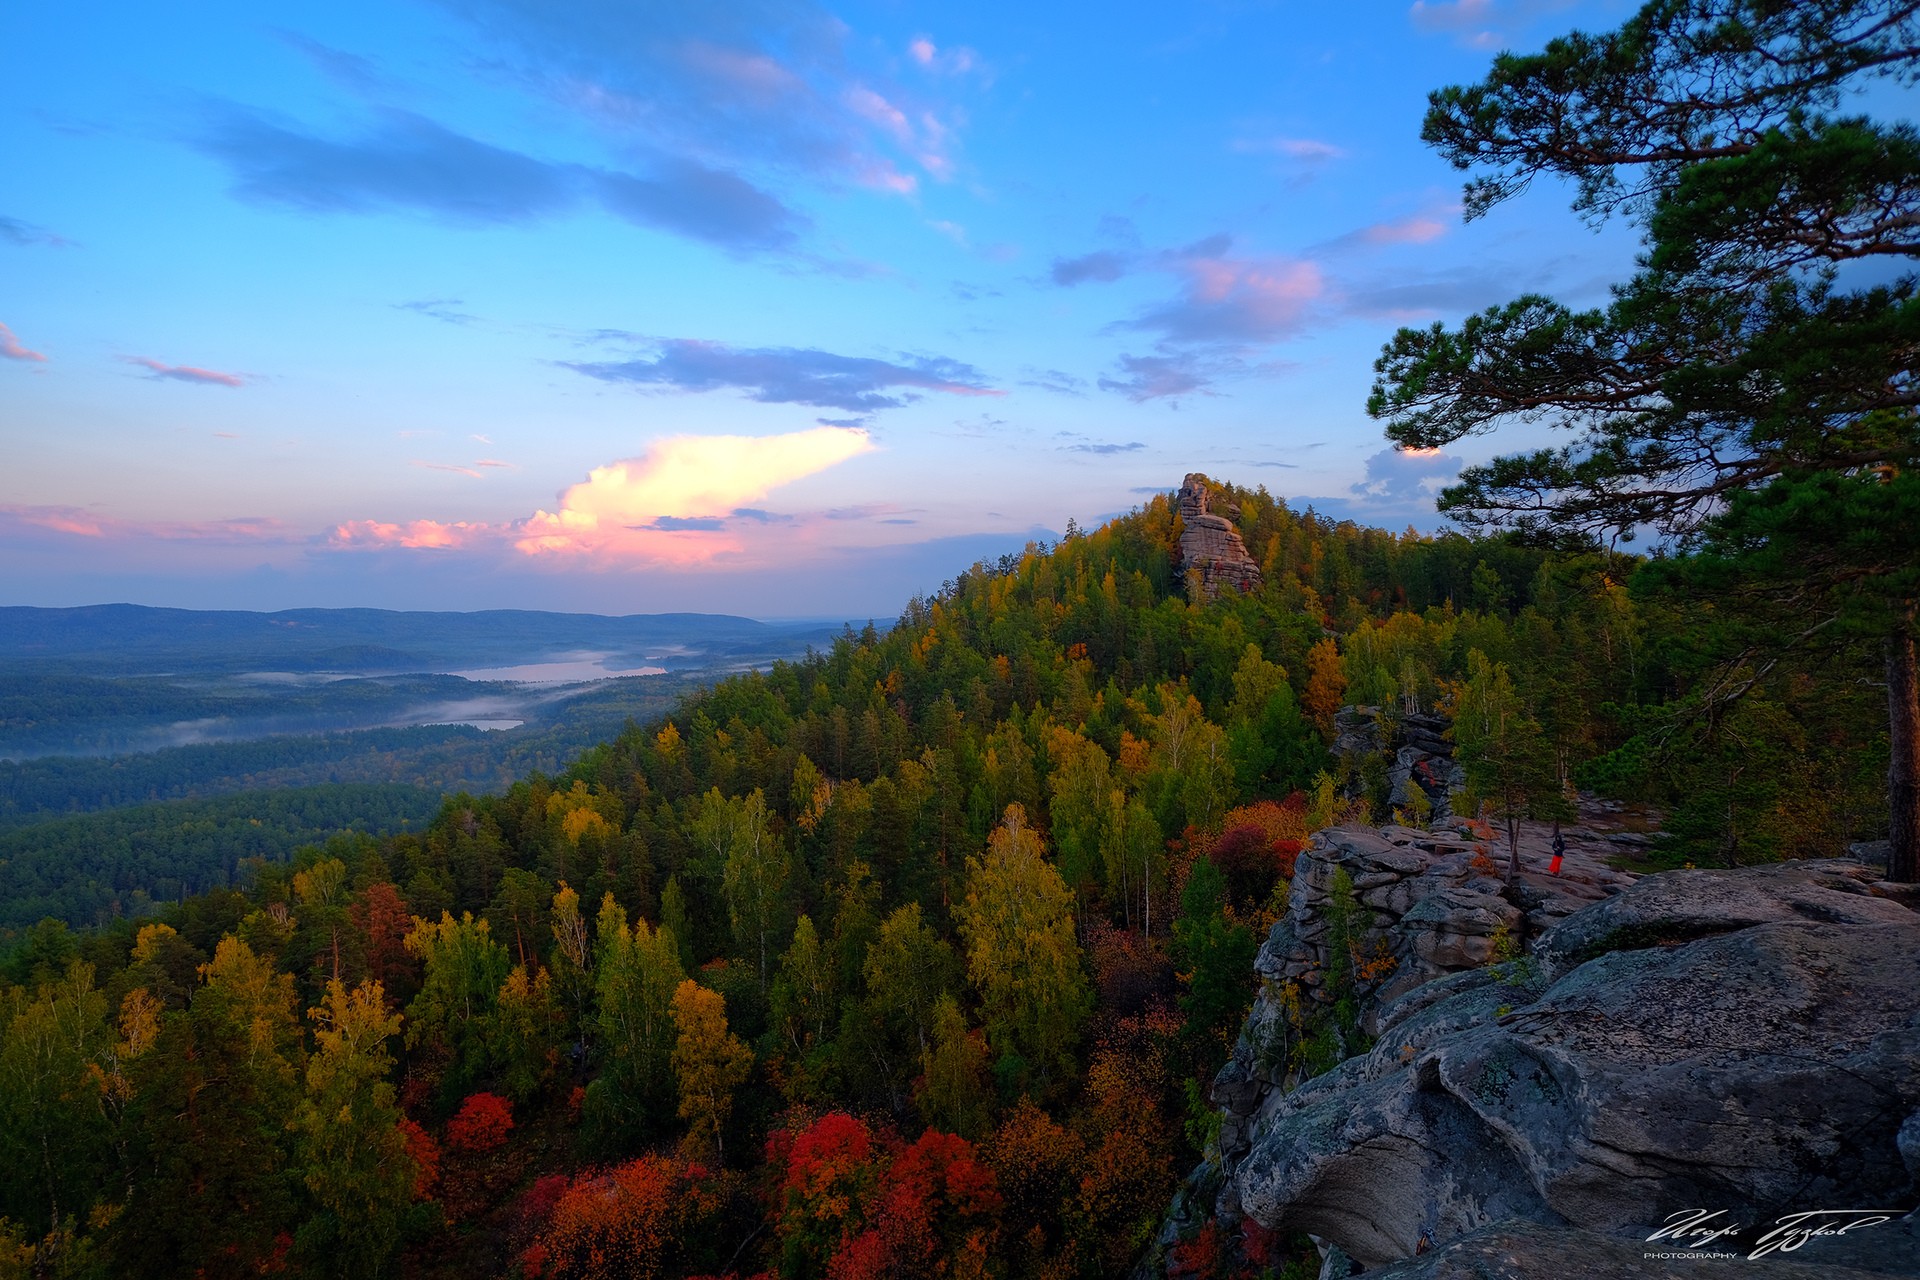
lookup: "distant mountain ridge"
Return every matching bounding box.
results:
[0,604,837,675]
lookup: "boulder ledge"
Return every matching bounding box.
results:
[1215,859,1920,1275]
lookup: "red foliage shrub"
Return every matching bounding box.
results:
[1166,1221,1226,1279]
[773,1112,881,1269]
[518,1173,571,1229]
[399,1117,441,1199]
[446,1091,514,1154]
[1209,825,1281,909]
[1240,1219,1282,1268]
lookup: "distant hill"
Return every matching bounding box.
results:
[0,604,836,675]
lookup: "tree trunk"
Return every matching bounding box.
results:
[1887,606,1919,883]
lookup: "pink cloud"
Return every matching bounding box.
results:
[1135,243,1325,343]
[412,460,484,479]
[905,36,979,76]
[1,505,296,544]
[124,356,246,387]
[0,322,47,363]
[847,86,913,143]
[326,426,877,569]
[1361,215,1449,245]
[331,519,493,550]
[516,426,874,560]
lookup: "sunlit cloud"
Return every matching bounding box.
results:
[0,322,47,363]
[123,356,246,386]
[1349,444,1463,502]
[331,518,494,549]
[516,425,875,560]
[1129,238,1325,344]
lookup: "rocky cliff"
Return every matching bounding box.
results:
[1175,474,1262,599]
[1202,849,1920,1277]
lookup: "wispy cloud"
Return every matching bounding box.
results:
[273,30,394,93]
[197,106,806,252]
[0,216,71,248]
[1125,235,1324,345]
[1230,136,1344,163]
[395,298,478,325]
[1060,440,1146,455]
[123,356,246,387]
[0,322,48,363]
[1098,351,1217,404]
[422,0,970,193]
[1408,0,1577,48]
[2,505,295,543]
[1020,367,1087,396]
[564,338,1000,413]
[1050,250,1129,286]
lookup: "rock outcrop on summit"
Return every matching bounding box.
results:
[1175,474,1261,599]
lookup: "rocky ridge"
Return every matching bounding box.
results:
[1175,474,1262,599]
[1205,853,1920,1277]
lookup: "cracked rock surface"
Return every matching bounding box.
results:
[1215,860,1920,1273]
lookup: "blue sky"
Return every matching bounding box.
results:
[1,0,1645,618]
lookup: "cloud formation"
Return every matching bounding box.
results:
[1231,136,1344,163]
[123,357,245,387]
[1128,239,1324,344]
[331,519,496,549]
[424,0,966,193]
[198,107,804,251]
[1098,352,1215,403]
[0,322,47,363]
[565,339,1000,412]
[2,505,293,543]
[1349,445,1464,503]
[515,425,875,558]
[1050,250,1128,286]
[395,298,478,325]
[1408,0,1576,47]
[0,216,69,248]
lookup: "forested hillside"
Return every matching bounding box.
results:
[0,477,1891,1279]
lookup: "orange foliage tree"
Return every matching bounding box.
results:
[526,1155,726,1280]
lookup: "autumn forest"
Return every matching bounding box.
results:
[0,474,1896,1280]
